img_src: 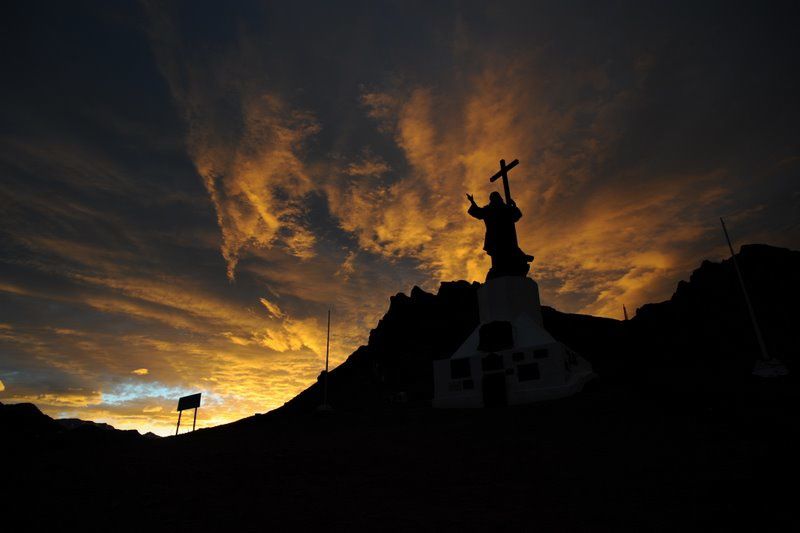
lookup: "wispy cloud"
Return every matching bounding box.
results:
[145,4,322,279]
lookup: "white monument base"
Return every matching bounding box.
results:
[433,276,594,408]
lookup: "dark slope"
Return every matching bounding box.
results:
[5,381,797,531]
[283,281,483,412]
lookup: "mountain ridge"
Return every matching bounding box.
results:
[0,400,156,444]
[277,243,797,416]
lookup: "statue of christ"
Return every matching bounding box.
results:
[466,159,533,280]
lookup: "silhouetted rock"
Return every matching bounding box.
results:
[0,401,60,438]
[56,418,117,432]
[0,401,146,449]
[282,280,482,412]
[632,244,799,371]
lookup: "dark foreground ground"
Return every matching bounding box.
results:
[3,376,798,532]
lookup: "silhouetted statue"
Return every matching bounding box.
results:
[467,159,534,280]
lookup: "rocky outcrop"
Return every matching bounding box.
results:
[282,244,798,413]
[0,401,146,447]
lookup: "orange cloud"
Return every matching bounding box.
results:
[6,392,103,408]
[191,93,321,278]
[145,7,322,280]
[320,56,738,320]
[346,152,391,177]
[259,297,285,319]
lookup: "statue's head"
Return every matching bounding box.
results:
[489,191,504,206]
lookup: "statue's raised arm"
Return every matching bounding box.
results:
[467,192,485,220]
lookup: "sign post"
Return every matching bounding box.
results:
[175,393,202,435]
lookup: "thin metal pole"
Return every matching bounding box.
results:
[175,410,182,436]
[323,308,331,406]
[720,217,769,361]
[192,407,197,432]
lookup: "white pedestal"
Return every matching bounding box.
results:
[433,275,594,408]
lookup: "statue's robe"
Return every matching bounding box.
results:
[468,202,523,257]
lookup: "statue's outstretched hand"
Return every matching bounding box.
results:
[466,193,475,204]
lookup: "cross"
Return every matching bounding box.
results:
[489,158,519,205]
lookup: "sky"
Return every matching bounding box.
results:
[1,0,798,435]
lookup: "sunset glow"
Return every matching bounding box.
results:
[1,1,798,435]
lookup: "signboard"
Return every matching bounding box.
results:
[177,393,201,412]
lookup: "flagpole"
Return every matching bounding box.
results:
[324,308,330,407]
[720,217,769,361]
